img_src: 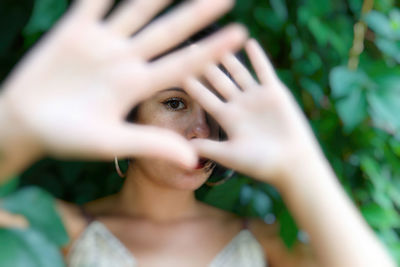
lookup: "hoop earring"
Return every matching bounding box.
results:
[114,156,127,178]
[206,169,235,187]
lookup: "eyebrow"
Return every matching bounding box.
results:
[162,88,188,95]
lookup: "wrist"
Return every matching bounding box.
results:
[273,147,338,194]
[0,95,42,183]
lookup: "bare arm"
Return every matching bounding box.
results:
[277,153,394,267]
[185,39,395,267]
[248,219,317,267]
[0,96,42,181]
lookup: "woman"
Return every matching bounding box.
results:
[0,0,395,266]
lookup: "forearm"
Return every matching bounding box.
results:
[0,95,41,184]
[277,154,395,267]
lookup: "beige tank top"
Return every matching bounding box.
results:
[66,220,267,267]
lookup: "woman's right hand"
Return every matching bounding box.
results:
[0,0,246,178]
[0,209,28,229]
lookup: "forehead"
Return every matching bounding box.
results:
[156,78,219,98]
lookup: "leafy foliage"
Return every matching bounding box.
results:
[0,186,67,267]
[0,0,400,265]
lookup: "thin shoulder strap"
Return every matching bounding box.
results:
[80,205,95,224]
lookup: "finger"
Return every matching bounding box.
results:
[130,0,234,59]
[0,210,29,229]
[221,53,258,90]
[245,39,278,86]
[99,124,197,169]
[204,65,240,100]
[72,0,113,21]
[106,0,171,36]
[149,24,247,90]
[184,77,225,121]
[190,139,232,168]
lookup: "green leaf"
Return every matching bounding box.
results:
[388,182,400,208]
[307,17,331,46]
[377,228,400,264]
[278,209,298,249]
[297,6,312,26]
[367,75,400,134]
[327,25,353,57]
[252,189,272,217]
[293,52,322,76]
[389,9,400,30]
[359,155,397,211]
[0,187,68,247]
[348,0,363,17]
[330,67,369,132]
[254,7,284,32]
[388,240,400,264]
[305,0,332,17]
[239,184,253,206]
[23,0,67,36]
[329,66,371,98]
[202,177,246,212]
[289,37,304,60]
[389,138,400,156]
[364,11,394,39]
[300,78,324,106]
[0,176,20,197]
[258,183,281,202]
[375,38,400,63]
[361,203,400,229]
[269,0,288,21]
[374,0,395,13]
[0,228,64,267]
[336,88,368,132]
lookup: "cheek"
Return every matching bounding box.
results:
[138,106,189,134]
[163,117,193,138]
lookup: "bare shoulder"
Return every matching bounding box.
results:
[248,218,318,267]
[56,200,87,245]
[56,195,124,254]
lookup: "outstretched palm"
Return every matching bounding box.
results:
[1,0,246,167]
[185,39,322,185]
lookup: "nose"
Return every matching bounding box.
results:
[187,106,210,139]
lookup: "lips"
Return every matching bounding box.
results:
[195,158,209,169]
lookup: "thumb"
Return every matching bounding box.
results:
[104,124,198,169]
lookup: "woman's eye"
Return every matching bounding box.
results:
[163,98,186,111]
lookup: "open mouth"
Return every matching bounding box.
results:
[195,158,212,170]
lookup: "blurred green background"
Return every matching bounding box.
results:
[0,0,400,265]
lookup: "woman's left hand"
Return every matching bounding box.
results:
[185,39,324,187]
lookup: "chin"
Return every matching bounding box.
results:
[173,160,216,190]
[168,168,212,191]
[134,158,214,191]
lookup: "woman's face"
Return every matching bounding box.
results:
[131,87,219,190]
